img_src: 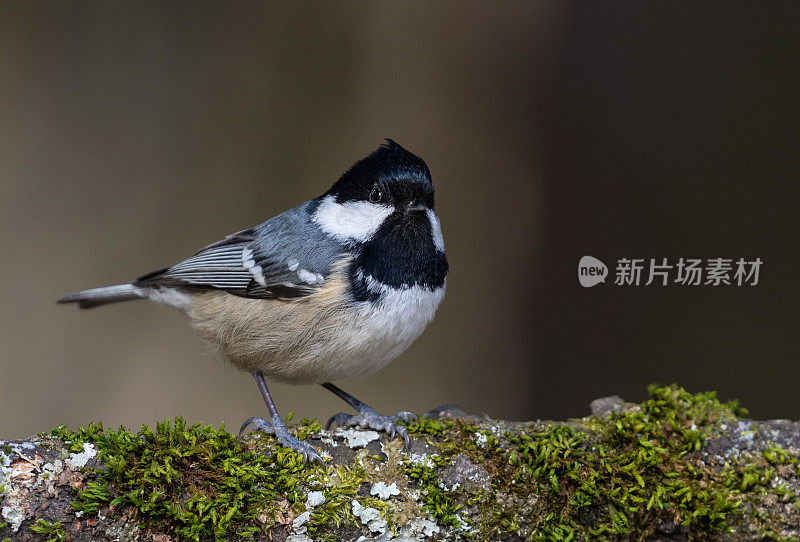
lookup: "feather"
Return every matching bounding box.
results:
[57,284,146,309]
[134,201,349,299]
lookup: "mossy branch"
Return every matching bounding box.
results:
[1,385,799,541]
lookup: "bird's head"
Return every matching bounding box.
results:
[312,140,443,253]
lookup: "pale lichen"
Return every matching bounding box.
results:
[371,481,400,500]
[63,442,96,469]
[338,428,381,449]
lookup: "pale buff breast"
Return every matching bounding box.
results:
[185,266,445,385]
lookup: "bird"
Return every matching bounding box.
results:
[58,140,448,462]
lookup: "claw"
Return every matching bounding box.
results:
[239,416,274,437]
[395,411,418,424]
[326,412,351,430]
[239,416,323,464]
[326,406,415,449]
[285,438,323,464]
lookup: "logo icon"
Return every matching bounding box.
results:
[578,256,608,287]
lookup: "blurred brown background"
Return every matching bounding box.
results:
[1,2,799,438]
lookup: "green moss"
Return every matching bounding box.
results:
[405,452,464,528]
[722,446,800,540]
[49,418,351,540]
[405,416,451,438]
[39,385,797,540]
[295,417,323,441]
[478,385,750,539]
[402,384,791,541]
[401,417,491,531]
[305,465,363,536]
[30,519,65,542]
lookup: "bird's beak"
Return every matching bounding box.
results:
[405,202,429,214]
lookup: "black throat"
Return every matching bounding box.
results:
[349,211,448,302]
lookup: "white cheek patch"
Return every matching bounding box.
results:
[313,195,393,243]
[427,209,445,252]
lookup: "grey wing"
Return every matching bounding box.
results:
[135,203,348,299]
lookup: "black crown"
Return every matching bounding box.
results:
[327,140,431,202]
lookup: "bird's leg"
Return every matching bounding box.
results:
[321,382,417,446]
[239,371,322,463]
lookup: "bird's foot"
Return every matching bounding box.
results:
[239,416,323,463]
[326,407,417,446]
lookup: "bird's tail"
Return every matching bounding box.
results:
[57,284,147,309]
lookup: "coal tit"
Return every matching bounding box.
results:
[58,140,448,462]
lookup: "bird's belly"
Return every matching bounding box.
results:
[322,284,446,382]
[186,279,445,385]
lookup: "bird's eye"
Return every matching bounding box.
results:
[369,186,383,204]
